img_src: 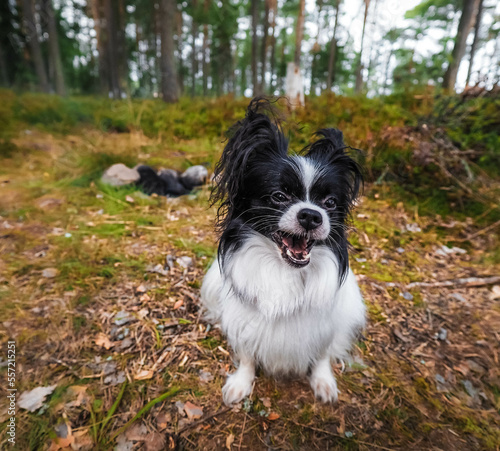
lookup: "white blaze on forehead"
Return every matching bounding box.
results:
[295,157,319,200]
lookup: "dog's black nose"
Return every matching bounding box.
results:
[297,208,323,230]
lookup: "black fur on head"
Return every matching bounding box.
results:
[211,97,363,283]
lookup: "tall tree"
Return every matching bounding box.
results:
[326,0,341,91]
[268,0,277,93]
[22,0,50,92]
[160,0,179,102]
[251,0,259,95]
[43,0,66,95]
[355,0,370,93]
[294,0,305,67]
[190,0,198,96]
[259,0,270,93]
[465,0,483,86]
[442,0,480,90]
[310,0,324,95]
[202,0,210,96]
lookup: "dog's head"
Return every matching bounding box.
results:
[212,97,362,281]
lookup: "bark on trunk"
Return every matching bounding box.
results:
[268,0,277,93]
[251,0,259,95]
[22,0,50,92]
[259,0,270,93]
[294,0,305,67]
[191,0,198,96]
[103,0,122,98]
[310,0,323,95]
[202,0,209,96]
[465,0,483,86]
[43,0,66,95]
[326,0,340,91]
[160,0,179,103]
[355,0,370,93]
[0,41,8,86]
[443,0,480,91]
[91,0,109,95]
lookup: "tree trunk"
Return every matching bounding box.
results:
[22,0,50,92]
[251,0,259,95]
[176,8,184,94]
[202,0,209,96]
[191,0,198,96]
[160,0,179,103]
[310,0,323,95]
[0,41,8,86]
[465,0,483,86]
[442,0,480,91]
[268,0,277,93]
[326,0,340,91]
[43,0,66,95]
[355,0,370,93]
[294,0,305,67]
[259,0,270,93]
[103,0,122,98]
[383,49,393,93]
[91,0,109,95]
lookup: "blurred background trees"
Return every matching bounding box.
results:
[1,0,498,101]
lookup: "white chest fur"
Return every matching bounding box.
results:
[200,233,365,376]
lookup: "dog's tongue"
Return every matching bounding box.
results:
[282,235,308,256]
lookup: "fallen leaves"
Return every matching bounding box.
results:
[18,385,56,412]
[95,333,113,350]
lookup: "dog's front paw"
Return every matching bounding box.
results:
[222,371,253,406]
[310,364,339,403]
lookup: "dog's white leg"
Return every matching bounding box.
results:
[309,357,339,403]
[222,356,255,406]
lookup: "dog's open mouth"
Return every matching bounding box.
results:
[272,231,315,267]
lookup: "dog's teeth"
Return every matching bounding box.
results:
[286,249,293,258]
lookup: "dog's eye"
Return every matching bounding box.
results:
[324,197,337,209]
[271,191,289,203]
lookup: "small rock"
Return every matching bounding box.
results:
[114,310,132,326]
[396,247,405,253]
[42,268,58,278]
[165,255,175,269]
[180,165,208,189]
[104,371,126,385]
[175,401,185,415]
[400,291,414,301]
[101,164,140,187]
[135,284,147,294]
[462,380,478,398]
[435,374,447,392]
[146,263,169,276]
[405,223,422,233]
[183,401,203,420]
[199,370,213,383]
[437,328,447,341]
[355,257,367,263]
[176,256,193,268]
[435,245,466,257]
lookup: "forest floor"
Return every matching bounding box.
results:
[0,110,499,450]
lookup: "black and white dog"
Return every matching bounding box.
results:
[201,98,365,405]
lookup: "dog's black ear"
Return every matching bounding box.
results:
[211,97,288,225]
[305,128,363,206]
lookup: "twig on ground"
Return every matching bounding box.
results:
[177,406,232,434]
[407,276,500,289]
[288,419,397,451]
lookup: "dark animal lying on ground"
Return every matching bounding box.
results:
[135,165,208,197]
